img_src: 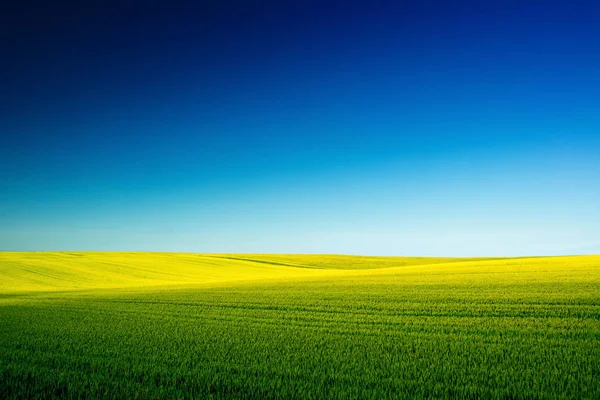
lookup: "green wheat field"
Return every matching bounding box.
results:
[1,252,599,399]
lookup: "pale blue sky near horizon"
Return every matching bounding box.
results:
[1,1,599,256]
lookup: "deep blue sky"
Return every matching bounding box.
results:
[1,0,599,255]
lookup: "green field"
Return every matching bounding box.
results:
[1,253,599,399]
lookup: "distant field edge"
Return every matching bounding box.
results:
[1,252,598,294]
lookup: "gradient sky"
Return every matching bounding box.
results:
[1,0,599,256]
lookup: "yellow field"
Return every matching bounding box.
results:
[0,252,598,293]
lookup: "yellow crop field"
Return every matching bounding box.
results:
[1,253,599,398]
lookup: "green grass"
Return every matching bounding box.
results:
[1,253,599,399]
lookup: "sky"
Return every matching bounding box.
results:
[1,0,599,256]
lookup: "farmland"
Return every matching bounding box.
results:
[1,253,599,399]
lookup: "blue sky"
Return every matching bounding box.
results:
[1,0,599,255]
